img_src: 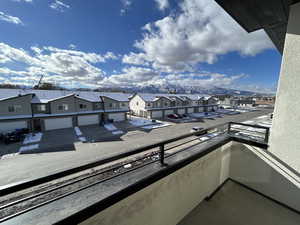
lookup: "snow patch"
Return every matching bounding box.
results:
[19,144,39,153]
[112,130,124,135]
[74,127,82,136]
[104,123,118,131]
[23,132,43,145]
[142,123,171,130]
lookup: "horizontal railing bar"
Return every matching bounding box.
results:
[229,122,270,130]
[0,123,227,197]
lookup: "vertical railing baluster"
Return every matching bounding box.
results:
[159,144,165,166]
[265,127,270,143]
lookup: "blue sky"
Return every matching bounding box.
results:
[0,0,281,93]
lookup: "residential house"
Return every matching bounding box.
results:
[129,93,219,119]
[0,89,130,132]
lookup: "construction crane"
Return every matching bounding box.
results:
[33,75,44,89]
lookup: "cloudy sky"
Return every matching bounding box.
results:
[0,0,281,92]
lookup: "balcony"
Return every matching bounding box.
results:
[0,123,299,225]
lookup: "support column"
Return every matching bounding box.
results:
[269,2,300,173]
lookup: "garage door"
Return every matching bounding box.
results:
[151,111,162,118]
[108,113,125,122]
[0,121,27,133]
[165,110,174,115]
[208,106,213,112]
[78,115,99,126]
[198,107,204,112]
[44,117,73,131]
[177,109,185,115]
[187,108,194,113]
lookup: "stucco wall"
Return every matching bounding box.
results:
[230,142,300,211]
[80,144,231,225]
[0,94,32,116]
[269,2,300,173]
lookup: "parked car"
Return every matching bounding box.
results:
[167,114,179,119]
[2,128,29,144]
[190,127,206,136]
[175,113,183,118]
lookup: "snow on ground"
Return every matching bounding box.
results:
[257,115,268,119]
[243,120,255,124]
[104,124,118,131]
[74,127,82,136]
[19,144,39,153]
[1,153,19,160]
[23,132,43,145]
[142,123,171,130]
[129,117,154,127]
[78,137,87,142]
[112,130,124,135]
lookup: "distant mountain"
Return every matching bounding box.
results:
[97,85,270,96]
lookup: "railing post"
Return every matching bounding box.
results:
[159,144,166,166]
[227,122,231,134]
[265,127,270,143]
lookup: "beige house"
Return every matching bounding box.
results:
[129,93,219,119]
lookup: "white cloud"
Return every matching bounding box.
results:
[154,0,169,11]
[0,11,23,25]
[129,0,273,73]
[120,0,132,15]
[0,43,118,87]
[97,65,246,90]
[122,52,150,66]
[50,0,70,12]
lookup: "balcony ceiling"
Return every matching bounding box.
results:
[215,0,300,54]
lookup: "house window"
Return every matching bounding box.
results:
[147,103,151,107]
[109,103,113,108]
[136,102,139,106]
[165,103,168,106]
[121,103,126,107]
[37,105,46,111]
[79,104,87,109]
[8,105,21,112]
[58,104,68,111]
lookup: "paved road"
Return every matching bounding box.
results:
[0,109,272,188]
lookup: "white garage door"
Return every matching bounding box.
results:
[198,107,204,112]
[108,113,125,122]
[177,109,185,115]
[0,121,27,133]
[78,115,99,126]
[165,110,174,115]
[151,111,162,118]
[187,108,194,113]
[213,106,218,111]
[208,106,213,112]
[44,117,73,131]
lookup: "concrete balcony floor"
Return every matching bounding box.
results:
[178,180,300,225]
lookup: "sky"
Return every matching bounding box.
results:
[0,0,282,93]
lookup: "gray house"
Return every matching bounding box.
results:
[0,89,130,132]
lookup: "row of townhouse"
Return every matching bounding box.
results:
[129,93,218,119]
[0,89,131,133]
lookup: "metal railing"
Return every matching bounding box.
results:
[228,122,270,143]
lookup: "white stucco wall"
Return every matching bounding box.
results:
[269,2,300,173]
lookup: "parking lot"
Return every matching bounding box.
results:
[0,108,273,187]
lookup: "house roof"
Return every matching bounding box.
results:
[0,89,131,104]
[136,93,211,102]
